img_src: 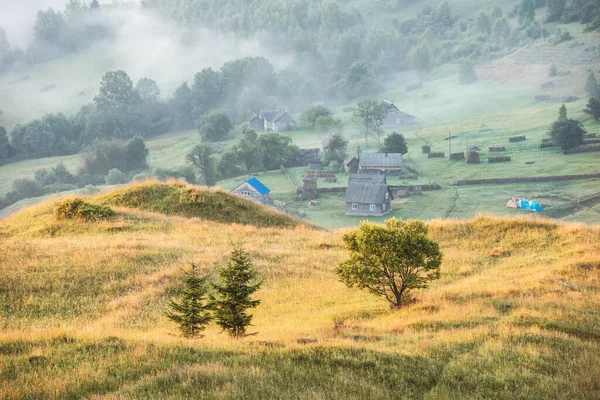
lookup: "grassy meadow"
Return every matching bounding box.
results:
[1,182,599,398]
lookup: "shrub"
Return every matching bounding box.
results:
[106,168,128,185]
[422,144,431,154]
[55,198,115,221]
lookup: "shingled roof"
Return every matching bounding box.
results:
[359,153,403,169]
[345,182,389,204]
[349,174,387,184]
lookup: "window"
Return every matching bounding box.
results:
[241,191,251,197]
[385,192,389,200]
[352,203,358,210]
[370,204,376,211]
[383,204,386,211]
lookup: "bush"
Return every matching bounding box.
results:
[54,198,115,221]
[422,145,431,154]
[106,168,128,185]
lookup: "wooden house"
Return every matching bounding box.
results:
[248,109,297,132]
[380,100,417,127]
[231,177,271,204]
[345,175,391,217]
[343,154,359,174]
[358,153,403,174]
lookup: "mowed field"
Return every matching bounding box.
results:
[0,183,599,399]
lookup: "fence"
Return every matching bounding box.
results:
[428,152,445,158]
[455,173,600,186]
[563,146,600,155]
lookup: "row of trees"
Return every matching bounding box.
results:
[0,137,149,210]
[2,56,292,164]
[185,128,299,186]
[0,1,108,72]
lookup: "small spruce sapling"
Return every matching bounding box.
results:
[166,264,212,338]
[210,247,261,337]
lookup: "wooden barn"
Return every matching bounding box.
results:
[465,146,481,163]
[380,100,417,127]
[358,153,403,174]
[343,154,359,174]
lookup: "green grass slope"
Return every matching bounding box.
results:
[96,180,309,229]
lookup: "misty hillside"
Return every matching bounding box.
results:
[0,0,599,229]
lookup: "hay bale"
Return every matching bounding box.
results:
[450,152,465,160]
[406,83,423,91]
[583,133,596,139]
[509,136,526,143]
[540,81,555,90]
[488,156,511,163]
[428,152,445,158]
[489,146,505,152]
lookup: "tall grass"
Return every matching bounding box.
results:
[0,186,599,398]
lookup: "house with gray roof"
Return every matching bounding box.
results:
[358,153,403,174]
[345,175,391,217]
[380,100,417,127]
[248,109,297,132]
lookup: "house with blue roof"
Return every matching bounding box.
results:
[231,177,272,204]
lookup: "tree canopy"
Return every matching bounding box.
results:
[353,99,386,144]
[336,218,442,309]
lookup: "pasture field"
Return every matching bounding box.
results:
[0,183,599,399]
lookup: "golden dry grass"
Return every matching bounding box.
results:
[0,183,599,399]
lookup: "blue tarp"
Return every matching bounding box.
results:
[520,199,542,212]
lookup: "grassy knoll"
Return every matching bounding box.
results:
[96,180,308,229]
[0,184,599,398]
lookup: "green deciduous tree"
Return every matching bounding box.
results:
[411,43,432,73]
[300,105,332,129]
[324,132,348,163]
[94,70,140,114]
[199,110,232,142]
[549,119,585,150]
[336,218,443,309]
[106,168,127,185]
[166,264,212,338]
[352,99,386,145]
[584,97,600,121]
[518,0,536,26]
[135,78,161,103]
[210,247,261,338]
[255,133,299,170]
[186,144,216,186]
[380,132,408,154]
[315,115,342,133]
